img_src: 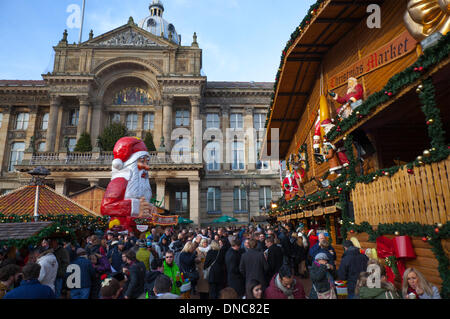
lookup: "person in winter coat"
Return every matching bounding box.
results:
[122,250,146,299]
[162,250,181,295]
[337,240,368,299]
[225,238,245,298]
[245,279,264,299]
[356,267,400,299]
[196,238,210,299]
[204,240,225,299]
[264,236,283,283]
[178,241,200,290]
[144,258,164,298]
[309,233,336,269]
[0,264,21,299]
[239,239,269,289]
[309,253,337,299]
[49,238,70,298]
[264,264,306,299]
[136,240,151,271]
[3,263,55,299]
[89,253,112,299]
[69,248,96,299]
[107,241,124,273]
[402,267,441,299]
[36,246,59,293]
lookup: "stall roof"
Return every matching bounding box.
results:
[264,0,385,158]
[0,222,53,241]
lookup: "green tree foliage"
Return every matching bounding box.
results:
[98,123,128,152]
[74,132,92,152]
[143,131,156,152]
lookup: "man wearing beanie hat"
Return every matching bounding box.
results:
[69,248,96,299]
[337,240,369,299]
[101,137,157,233]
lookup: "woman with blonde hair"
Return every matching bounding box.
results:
[402,268,441,299]
[179,241,200,293]
[204,240,224,299]
[196,238,210,299]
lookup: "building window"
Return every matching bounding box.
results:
[37,142,46,152]
[233,187,247,212]
[173,136,190,158]
[232,141,244,170]
[259,186,272,210]
[254,113,265,130]
[69,109,79,126]
[256,140,269,169]
[41,113,49,130]
[111,113,121,124]
[68,138,77,152]
[230,113,243,129]
[175,191,188,213]
[143,113,154,130]
[207,187,221,213]
[8,142,25,171]
[206,113,220,129]
[126,113,138,131]
[205,142,220,171]
[15,113,29,130]
[175,110,190,127]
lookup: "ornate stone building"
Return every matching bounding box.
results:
[0,1,279,225]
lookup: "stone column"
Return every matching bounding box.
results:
[0,106,12,171]
[54,179,67,195]
[25,105,39,152]
[90,101,103,148]
[155,178,166,208]
[190,96,201,162]
[189,177,200,225]
[244,107,255,171]
[45,96,61,152]
[222,106,231,171]
[154,102,163,151]
[77,96,90,140]
[162,95,173,152]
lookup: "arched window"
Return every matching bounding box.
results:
[205,141,221,171]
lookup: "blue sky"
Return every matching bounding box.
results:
[0,0,316,82]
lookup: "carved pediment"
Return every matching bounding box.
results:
[88,27,169,48]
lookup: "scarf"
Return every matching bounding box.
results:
[275,274,296,299]
[198,246,210,254]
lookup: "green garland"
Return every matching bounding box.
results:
[0,213,109,232]
[0,222,77,248]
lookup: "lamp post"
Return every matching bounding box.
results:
[240,177,258,224]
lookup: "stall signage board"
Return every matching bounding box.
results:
[297,212,304,218]
[328,30,418,90]
[325,206,337,214]
[313,207,324,216]
[305,211,313,217]
[304,181,320,196]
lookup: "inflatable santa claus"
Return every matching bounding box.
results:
[101,137,156,233]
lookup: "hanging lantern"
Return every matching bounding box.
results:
[393,235,416,259]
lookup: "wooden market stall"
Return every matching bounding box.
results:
[263,0,449,297]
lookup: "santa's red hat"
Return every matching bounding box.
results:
[112,137,149,170]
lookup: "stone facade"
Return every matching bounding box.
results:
[0,8,279,225]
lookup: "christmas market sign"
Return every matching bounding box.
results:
[328,30,418,90]
[324,206,337,214]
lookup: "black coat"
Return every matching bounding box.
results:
[225,247,244,297]
[266,244,283,281]
[337,246,369,295]
[309,262,335,299]
[204,249,225,284]
[125,261,146,299]
[144,270,162,297]
[239,248,269,288]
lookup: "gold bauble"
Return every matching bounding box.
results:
[395,231,400,236]
[417,156,423,161]
[423,150,431,157]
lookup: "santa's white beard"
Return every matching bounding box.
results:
[124,163,152,203]
[347,84,357,95]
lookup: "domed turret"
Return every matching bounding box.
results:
[139,0,181,45]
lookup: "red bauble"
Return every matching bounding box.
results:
[435,228,439,234]
[421,237,428,242]
[407,168,414,174]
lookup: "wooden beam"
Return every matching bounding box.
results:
[297,44,334,48]
[329,0,384,6]
[315,18,362,23]
[286,57,322,62]
[278,92,309,96]
[271,118,299,122]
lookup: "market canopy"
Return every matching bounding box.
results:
[178,217,194,224]
[212,215,238,223]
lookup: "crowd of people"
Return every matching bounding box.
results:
[0,223,442,299]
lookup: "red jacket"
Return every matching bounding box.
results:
[309,235,319,248]
[336,84,364,105]
[264,274,306,299]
